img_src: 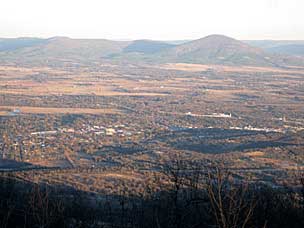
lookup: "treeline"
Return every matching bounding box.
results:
[0,165,303,228]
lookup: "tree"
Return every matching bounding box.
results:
[205,167,255,228]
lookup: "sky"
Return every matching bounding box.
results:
[1,0,303,40]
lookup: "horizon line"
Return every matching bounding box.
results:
[1,34,304,42]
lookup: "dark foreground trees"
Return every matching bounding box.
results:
[0,168,303,228]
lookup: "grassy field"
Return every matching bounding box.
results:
[161,63,304,74]
[0,106,121,115]
[0,66,168,96]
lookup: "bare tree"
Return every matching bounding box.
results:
[28,184,64,228]
[205,167,255,228]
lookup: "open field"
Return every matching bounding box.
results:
[161,63,304,74]
[0,66,168,96]
[0,106,121,115]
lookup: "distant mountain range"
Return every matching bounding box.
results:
[0,35,303,67]
[244,40,304,57]
[0,37,45,51]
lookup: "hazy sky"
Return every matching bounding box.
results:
[1,0,303,40]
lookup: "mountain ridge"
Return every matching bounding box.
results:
[0,34,303,67]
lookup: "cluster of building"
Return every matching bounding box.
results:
[28,124,140,138]
[185,112,232,118]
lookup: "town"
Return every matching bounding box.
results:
[0,62,303,191]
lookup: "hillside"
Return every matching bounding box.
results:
[0,35,303,67]
[0,37,130,64]
[123,40,175,54]
[155,35,281,66]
